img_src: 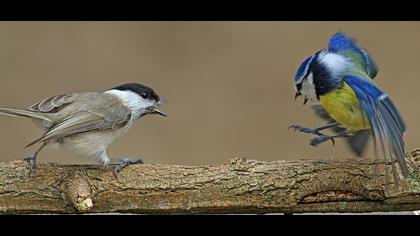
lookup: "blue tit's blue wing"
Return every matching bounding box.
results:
[344,75,408,177]
[328,32,378,79]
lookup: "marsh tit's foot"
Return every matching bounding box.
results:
[111,157,144,174]
[23,154,37,176]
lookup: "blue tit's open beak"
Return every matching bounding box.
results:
[295,92,308,105]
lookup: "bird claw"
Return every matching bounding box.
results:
[113,158,144,174]
[310,135,335,147]
[288,125,322,135]
[23,154,37,177]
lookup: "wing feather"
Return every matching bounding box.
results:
[28,93,75,113]
[26,106,131,147]
[344,75,408,177]
[328,32,378,79]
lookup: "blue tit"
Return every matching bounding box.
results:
[290,32,409,178]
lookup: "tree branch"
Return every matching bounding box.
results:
[0,149,419,214]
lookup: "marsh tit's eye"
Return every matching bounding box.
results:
[140,92,149,99]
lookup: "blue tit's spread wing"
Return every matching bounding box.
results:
[344,75,408,177]
[328,32,378,79]
[25,105,131,147]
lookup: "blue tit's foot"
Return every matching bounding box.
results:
[112,157,144,174]
[23,154,37,177]
[310,135,335,147]
[288,125,323,136]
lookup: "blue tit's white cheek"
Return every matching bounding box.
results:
[105,89,155,119]
[301,72,317,99]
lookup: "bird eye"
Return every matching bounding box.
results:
[140,92,148,99]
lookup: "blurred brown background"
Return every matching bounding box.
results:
[0,21,419,166]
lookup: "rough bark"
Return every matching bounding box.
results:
[0,149,419,214]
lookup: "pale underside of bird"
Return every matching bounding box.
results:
[290,32,412,181]
[0,83,167,175]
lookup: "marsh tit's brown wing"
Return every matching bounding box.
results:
[26,92,127,121]
[25,101,132,147]
[28,93,75,113]
[0,93,75,124]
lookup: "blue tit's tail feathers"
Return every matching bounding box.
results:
[311,104,371,156]
[344,76,409,178]
[379,95,406,133]
[376,96,408,176]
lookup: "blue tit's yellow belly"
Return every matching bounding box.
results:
[319,82,371,132]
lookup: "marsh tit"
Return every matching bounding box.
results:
[0,83,167,175]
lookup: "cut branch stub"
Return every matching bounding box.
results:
[63,175,93,212]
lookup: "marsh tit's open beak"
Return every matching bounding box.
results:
[150,108,167,117]
[149,98,168,117]
[158,98,168,105]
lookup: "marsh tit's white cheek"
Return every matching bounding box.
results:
[105,89,155,119]
[136,97,155,110]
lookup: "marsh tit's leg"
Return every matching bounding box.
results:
[110,157,144,174]
[23,142,47,176]
[289,122,338,136]
[310,131,349,147]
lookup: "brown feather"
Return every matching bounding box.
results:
[25,107,131,147]
[28,94,74,113]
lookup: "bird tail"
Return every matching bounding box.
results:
[375,95,408,178]
[0,107,51,122]
[346,130,371,157]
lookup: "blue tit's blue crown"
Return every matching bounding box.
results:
[295,50,326,83]
[295,55,314,83]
